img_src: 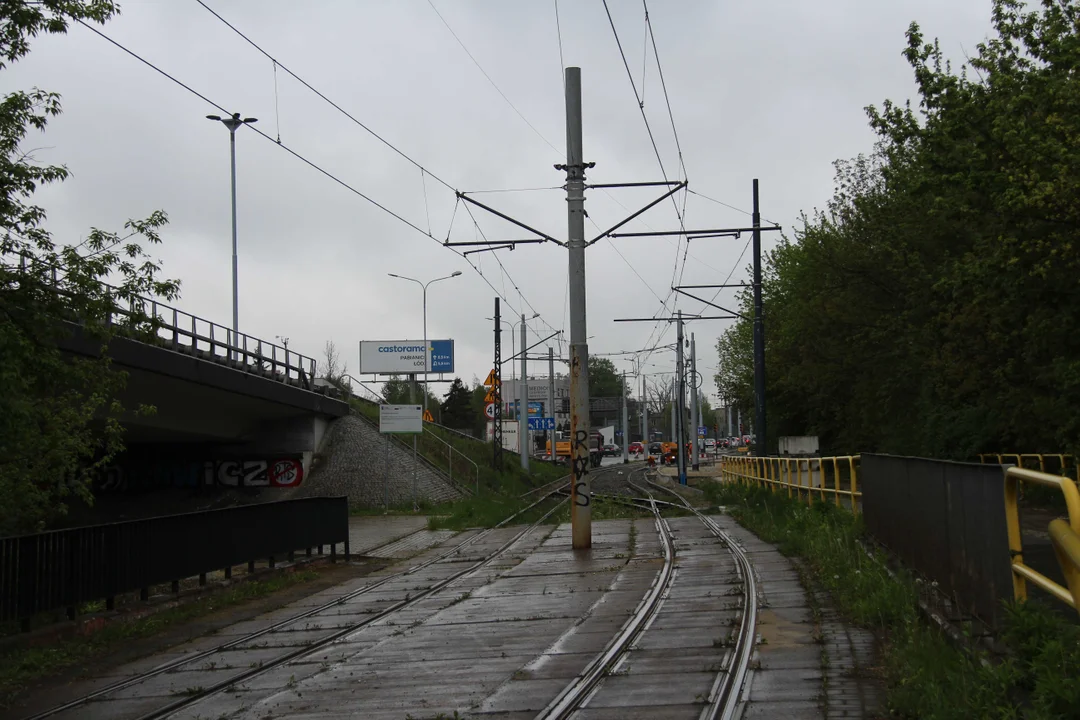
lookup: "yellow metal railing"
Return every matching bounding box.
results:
[1004,466,1080,615]
[978,453,1078,480]
[720,455,862,514]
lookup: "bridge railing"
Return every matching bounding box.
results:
[977,453,1078,480]
[15,254,317,389]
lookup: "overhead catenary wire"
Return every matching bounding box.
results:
[428,0,561,156]
[195,0,456,192]
[76,18,559,340]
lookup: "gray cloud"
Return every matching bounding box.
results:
[7,0,994,400]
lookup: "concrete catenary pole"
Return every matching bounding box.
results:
[670,387,676,443]
[565,67,592,549]
[621,371,629,464]
[519,314,529,472]
[548,347,557,465]
[691,332,700,471]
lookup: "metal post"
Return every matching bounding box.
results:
[384,431,390,508]
[565,67,592,549]
[422,285,428,413]
[676,311,687,485]
[670,388,676,443]
[691,333,699,471]
[621,371,629,464]
[229,126,239,359]
[409,372,418,509]
[519,314,529,471]
[642,375,649,450]
[548,347,557,466]
[752,178,766,457]
[493,298,503,470]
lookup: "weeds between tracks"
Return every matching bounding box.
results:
[702,481,1080,720]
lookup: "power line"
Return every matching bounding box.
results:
[196,0,457,193]
[428,0,561,156]
[554,0,566,93]
[76,19,562,344]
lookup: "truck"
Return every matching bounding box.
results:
[546,431,604,468]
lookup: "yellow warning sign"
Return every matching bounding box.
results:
[423,409,434,422]
[483,369,500,387]
[484,387,500,403]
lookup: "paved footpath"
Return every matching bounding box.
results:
[17,515,883,719]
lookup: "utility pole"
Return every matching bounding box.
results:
[642,375,648,450]
[548,347,556,466]
[621,371,629,464]
[691,332,699,471]
[519,314,529,472]
[752,178,767,457]
[564,67,592,549]
[676,310,687,485]
[492,298,503,470]
[670,388,676,443]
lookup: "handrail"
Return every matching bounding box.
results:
[720,455,862,515]
[13,254,317,388]
[423,426,480,494]
[1003,466,1080,614]
[978,453,1078,481]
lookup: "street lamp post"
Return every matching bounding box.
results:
[387,270,462,512]
[206,113,257,356]
[387,271,463,411]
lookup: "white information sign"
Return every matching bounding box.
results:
[359,340,455,374]
[379,404,423,434]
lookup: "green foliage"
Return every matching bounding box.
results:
[706,480,1080,718]
[0,1,182,535]
[715,0,1080,457]
[439,377,472,430]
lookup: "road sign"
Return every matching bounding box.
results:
[484,402,496,419]
[379,405,422,434]
[483,369,500,386]
[484,387,499,403]
[359,339,455,374]
[615,430,623,437]
[698,426,707,437]
[423,409,434,422]
[528,417,555,431]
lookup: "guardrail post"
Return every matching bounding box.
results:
[850,458,859,515]
[330,543,337,563]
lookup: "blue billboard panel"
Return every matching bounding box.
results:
[428,339,454,373]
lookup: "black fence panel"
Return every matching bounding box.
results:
[862,455,1013,628]
[0,497,348,624]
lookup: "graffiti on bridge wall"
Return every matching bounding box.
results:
[96,457,303,493]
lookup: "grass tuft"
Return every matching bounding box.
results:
[702,480,1080,720]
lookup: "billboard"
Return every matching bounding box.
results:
[359,340,454,374]
[505,400,544,416]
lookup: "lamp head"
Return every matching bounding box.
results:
[451,271,462,277]
[206,115,222,121]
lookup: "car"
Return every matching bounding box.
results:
[602,444,620,457]
[628,442,644,454]
[647,442,663,457]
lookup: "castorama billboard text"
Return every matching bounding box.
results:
[358,340,455,374]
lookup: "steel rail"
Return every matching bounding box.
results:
[25,488,567,720]
[644,478,759,720]
[536,468,677,720]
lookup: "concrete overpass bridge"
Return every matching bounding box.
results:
[58,293,349,495]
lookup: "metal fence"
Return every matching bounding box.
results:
[861,454,1014,628]
[15,254,317,389]
[1004,466,1080,616]
[721,455,862,513]
[0,497,349,626]
[978,453,1078,480]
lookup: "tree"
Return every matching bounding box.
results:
[382,375,412,404]
[440,378,472,430]
[0,1,181,534]
[321,340,350,392]
[588,357,625,398]
[713,0,1080,457]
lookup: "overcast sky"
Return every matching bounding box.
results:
[7,0,994,404]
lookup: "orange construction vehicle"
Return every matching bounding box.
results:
[546,431,604,468]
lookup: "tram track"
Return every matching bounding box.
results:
[23,484,573,720]
[536,467,758,720]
